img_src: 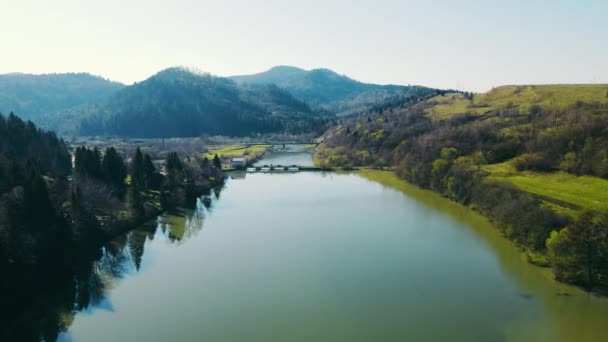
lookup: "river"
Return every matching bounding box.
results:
[28,151,608,341]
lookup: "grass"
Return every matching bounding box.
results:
[203,144,271,161]
[426,84,608,120]
[483,162,608,215]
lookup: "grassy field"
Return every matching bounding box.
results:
[483,162,608,216]
[426,84,608,120]
[203,144,271,161]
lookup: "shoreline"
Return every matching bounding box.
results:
[356,168,608,297]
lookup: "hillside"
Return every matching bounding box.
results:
[80,67,329,138]
[231,66,439,116]
[0,73,124,124]
[316,84,608,288]
[426,84,608,120]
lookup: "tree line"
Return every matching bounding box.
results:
[0,112,224,340]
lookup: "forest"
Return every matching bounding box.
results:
[79,68,333,138]
[316,86,608,290]
[231,65,441,116]
[0,112,224,340]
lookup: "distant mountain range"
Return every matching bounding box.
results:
[231,66,437,116]
[0,66,440,137]
[79,67,326,138]
[0,72,124,120]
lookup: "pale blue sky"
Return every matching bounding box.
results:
[1,0,606,91]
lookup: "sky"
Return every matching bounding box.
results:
[1,0,607,92]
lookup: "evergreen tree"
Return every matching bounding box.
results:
[143,153,155,188]
[166,152,183,176]
[101,147,127,195]
[212,154,222,170]
[74,146,102,181]
[23,164,55,230]
[130,147,145,190]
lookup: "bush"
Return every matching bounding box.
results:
[513,153,554,171]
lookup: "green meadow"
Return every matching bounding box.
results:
[426,84,608,120]
[483,162,608,216]
[203,144,271,161]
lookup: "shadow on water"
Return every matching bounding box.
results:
[0,194,215,342]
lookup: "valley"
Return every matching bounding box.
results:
[1,68,607,342]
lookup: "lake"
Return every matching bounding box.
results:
[23,151,608,341]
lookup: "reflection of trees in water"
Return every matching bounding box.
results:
[159,198,208,244]
[1,196,211,341]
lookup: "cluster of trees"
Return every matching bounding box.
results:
[317,95,608,289]
[547,211,608,287]
[0,113,72,265]
[1,113,225,340]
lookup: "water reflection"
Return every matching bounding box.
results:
[0,197,212,342]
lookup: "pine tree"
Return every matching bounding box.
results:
[102,147,127,196]
[143,154,155,187]
[130,147,145,190]
[166,152,183,175]
[22,161,56,231]
[212,154,222,170]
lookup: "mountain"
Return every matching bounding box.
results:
[80,67,328,138]
[230,66,439,116]
[0,73,124,122]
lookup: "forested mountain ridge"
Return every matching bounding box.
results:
[231,66,440,116]
[316,84,608,290]
[80,67,329,138]
[0,73,124,123]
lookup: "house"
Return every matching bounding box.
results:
[231,157,246,169]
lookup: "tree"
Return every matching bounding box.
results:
[130,147,145,190]
[70,187,101,248]
[166,152,183,175]
[547,211,608,287]
[101,147,127,196]
[143,154,155,188]
[74,146,102,180]
[212,154,222,170]
[22,162,56,231]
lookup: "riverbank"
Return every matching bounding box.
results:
[356,168,608,296]
[56,164,608,342]
[100,176,224,244]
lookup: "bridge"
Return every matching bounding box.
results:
[244,165,327,173]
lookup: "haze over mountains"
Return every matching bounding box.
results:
[0,72,123,123]
[0,66,440,138]
[231,66,435,116]
[80,67,324,138]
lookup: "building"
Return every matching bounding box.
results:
[231,157,246,169]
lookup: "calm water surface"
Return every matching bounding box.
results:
[253,145,315,166]
[57,152,608,342]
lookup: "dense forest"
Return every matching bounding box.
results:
[0,112,224,341]
[316,85,608,291]
[0,73,123,126]
[231,66,440,116]
[80,67,331,138]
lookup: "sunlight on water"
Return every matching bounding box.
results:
[57,153,608,342]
